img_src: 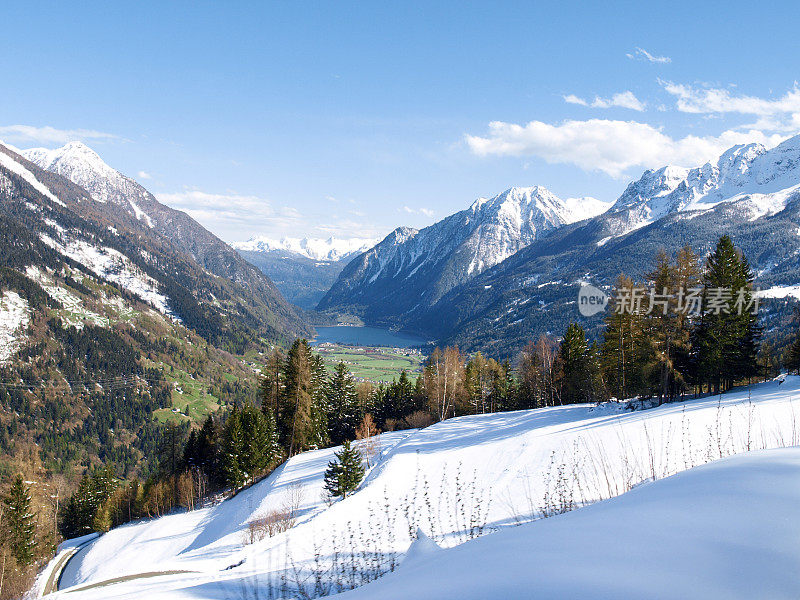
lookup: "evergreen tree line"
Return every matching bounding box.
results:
[552,236,764,404]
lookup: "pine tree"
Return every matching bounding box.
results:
[558,323,601,403]
[600,275,650,400]
[325,362,361,445]
[196,415,222,487]
[377,370,416,426]
[692,236,761,393]
[90,467,118,532]
[310,354,330,448]
[279,339,315,455]
[221,406,246,489]
[671,245,702,396]
[240,403,279,484]
[60,467,119,538]
[786,328,800,375]
[323,441,365,499]
[160,423,183,506]
[3,475,37,566]
[183,429,198,469]
[261,346,285,425]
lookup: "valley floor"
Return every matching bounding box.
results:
[39,376,800,599]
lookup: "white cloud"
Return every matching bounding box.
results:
[158,187,387,241]
[466,118,786,178]
[661,81,800,116]
[137,171,152,180]
[626,47,671,64]
[402,206,435,218]
[157,188,297,233]
[564,91,645,111]
[563,94,588,107]
[0,124,118,145]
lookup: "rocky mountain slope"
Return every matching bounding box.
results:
[413,135,800,353]
[21,142,310,341]
[318,186,609,324]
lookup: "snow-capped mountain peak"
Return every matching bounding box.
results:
[471,186,610,227]
[233,236,378,262]
[23,142,121,203]
[608,133,800,234]
[319,184,608,314]
[22,141,161,228]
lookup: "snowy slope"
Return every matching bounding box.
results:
[233,236,378,262]
[342,447,800,600]
[48,376,800,599]
[561,195,612,222]
[37,233,177,319]
[0,146,65,207]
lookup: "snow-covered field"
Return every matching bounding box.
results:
[45,377,800,599]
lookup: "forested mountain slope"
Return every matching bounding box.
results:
[0,142,300,477]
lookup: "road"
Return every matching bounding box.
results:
[41,544,83,596]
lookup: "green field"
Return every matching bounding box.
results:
[152,367,223,424]
[315,343,425,383]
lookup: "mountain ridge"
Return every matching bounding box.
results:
[318,186,610,322]
[321,135,800,352]
[17,142,312,343]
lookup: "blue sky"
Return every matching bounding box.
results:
[2,1,799,242]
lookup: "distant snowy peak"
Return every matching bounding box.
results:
[233,236,378,261]
[609,134,800,233]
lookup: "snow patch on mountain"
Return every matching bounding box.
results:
[37,232,177,320]
[756,285,800,300]
[233,236,378,262]
[0,291,29,362]
[0,146,66,207]
[128,199,154,228]
[561,196,612,222]
[25,266,109,329]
